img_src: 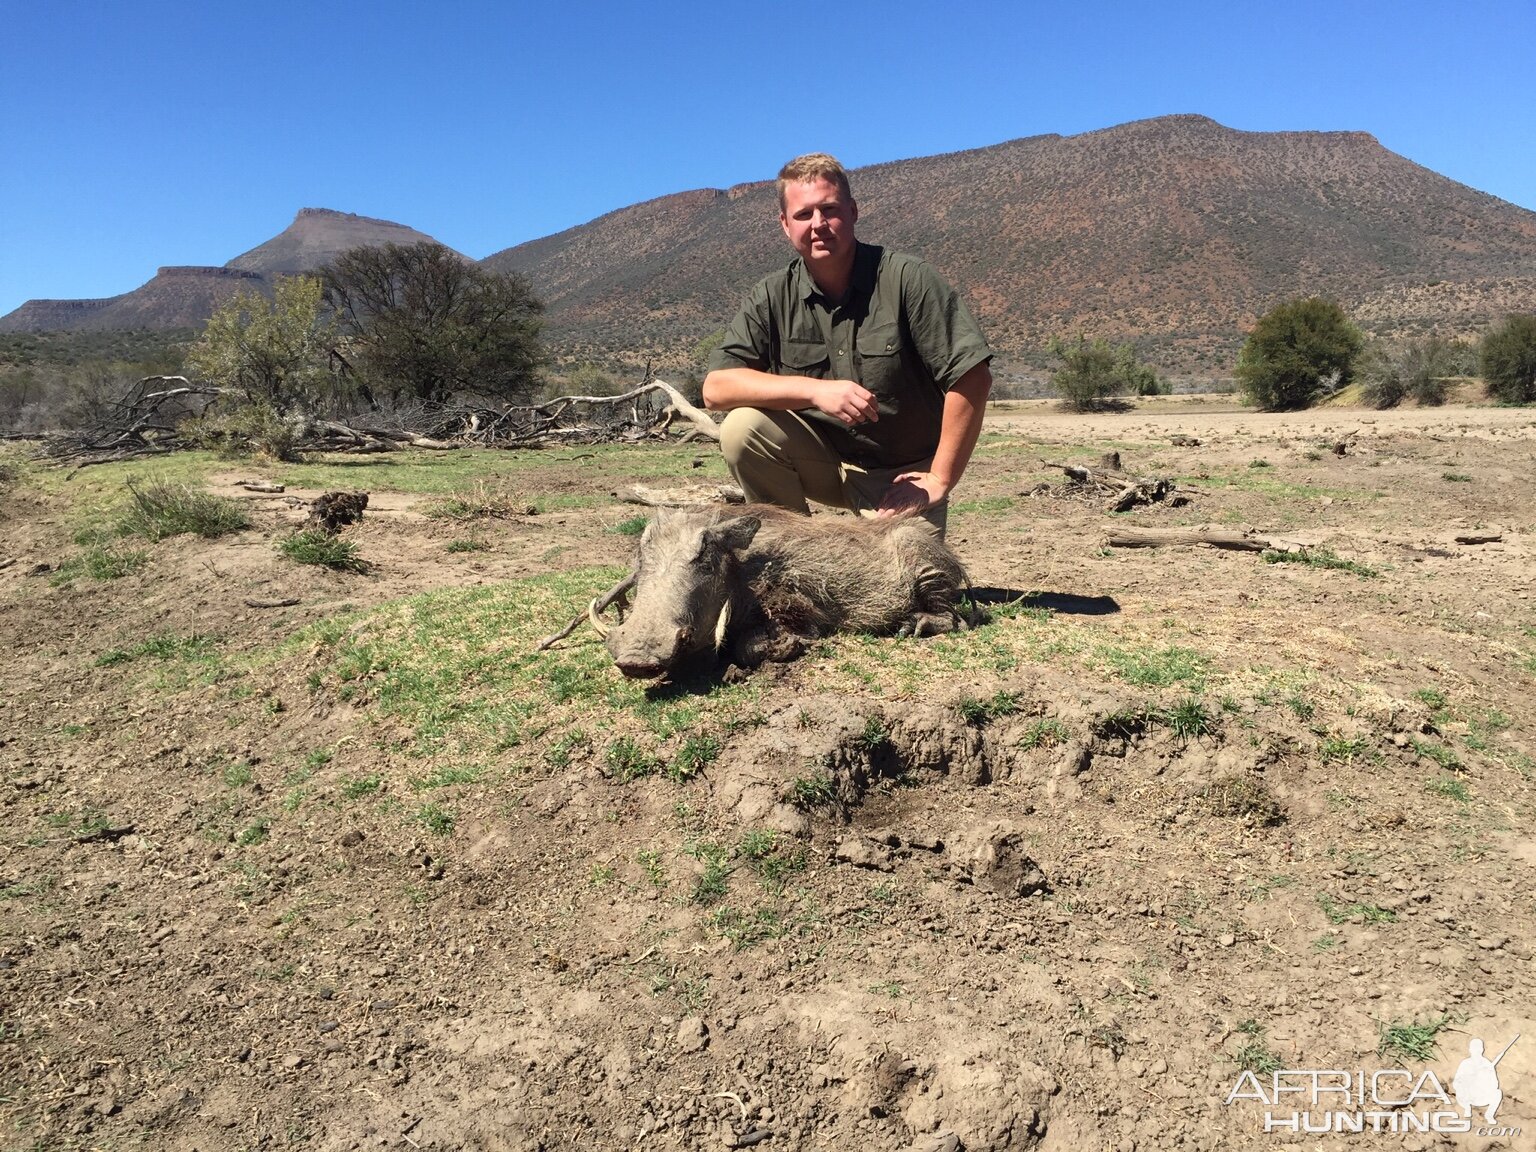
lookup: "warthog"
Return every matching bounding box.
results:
[596,504,969,679]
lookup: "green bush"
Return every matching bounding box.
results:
[1236,298,1363,411]
[1479,314,1536,404]
[1047,336,1166,410]
[278,530,366,572]
[120,478,251,540]
[1359,335,1456,409]
[179,400,303,461]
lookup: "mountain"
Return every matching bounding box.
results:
[483,115,1536,376]
[225,208,450,278]
[0,209,456,334]
[7,118,1535,375]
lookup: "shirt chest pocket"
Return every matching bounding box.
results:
[778,339,829,379]
[855,323,905,397]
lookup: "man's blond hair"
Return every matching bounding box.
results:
[777,153,854,212]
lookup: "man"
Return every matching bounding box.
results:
[703,153,993,537]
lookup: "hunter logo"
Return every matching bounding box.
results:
[1224,1034,1522,1137]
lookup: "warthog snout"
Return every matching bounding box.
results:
[608,624,695,680]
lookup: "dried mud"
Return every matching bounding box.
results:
[2,397,1535,1151]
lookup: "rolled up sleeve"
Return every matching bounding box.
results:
[902,261,992,391]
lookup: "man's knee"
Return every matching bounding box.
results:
[718,407,773,471]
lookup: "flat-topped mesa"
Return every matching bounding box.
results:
[153,265,264,280]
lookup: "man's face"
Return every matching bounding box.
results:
[780,177,858,273]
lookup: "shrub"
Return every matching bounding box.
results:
[278,530,366,572]
[1236,298,1363,411]
[1479,314,1536,404]
[179,400,303,461]
[1047,336,1166,410]
[120,479,250,540]
[1359,335,1456,409]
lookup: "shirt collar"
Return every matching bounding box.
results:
[795,242,879,305]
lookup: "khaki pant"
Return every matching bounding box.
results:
[719,408,948,538]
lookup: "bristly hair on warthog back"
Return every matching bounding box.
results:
[599,504,969,679]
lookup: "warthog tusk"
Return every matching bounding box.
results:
[713,598,731,651]
[588,598,611,639]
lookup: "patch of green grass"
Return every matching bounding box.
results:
[340,773,383,799]
[606,736,661,782]
[1312,933,1340,951]
[1412,738,1462,772]
[1165,697,1215,740]
[1261,547,1378,578]
[669,734,721,782]
[1285,694,1315,720]
[637,848,666,888]
[710,904,786,950]
[1425,775,1471,802]
[1248,458,1272,469]
[614,515,649,536]
[1441,472,1471,483]
[588,863,616,888]
[686,841,732,905]
[1377,1014,1449,1062]
[222,761,254,788]
[237,819,270,847]
[1414,686,1448,711]
[279,530,366,572]
[52,542,148,584]
[957,690,1021,724]
[857,715,890,751]
[952,495,1017,516]
[1100,644,1208,688]
[1317,893,1396,925]
[1234,1018,1283,1074]
[790,773,835,808]
[95,632,219,668]
[413,764,482,791]
[1319,735,1370,764]
[422,479,529,521]
[119,478,250,540]
[417,802,455,837]
[1018,717,1070,749]
[738,829,807,892]
[445,538,490,553]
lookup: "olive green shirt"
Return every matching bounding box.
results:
[707,242,992,469]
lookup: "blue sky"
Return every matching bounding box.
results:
[2,0,1533,318]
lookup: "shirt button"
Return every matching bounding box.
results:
[837,348,845,356]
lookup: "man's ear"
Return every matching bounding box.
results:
[850,198,858,225]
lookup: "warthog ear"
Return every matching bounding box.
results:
[705,515,761,554]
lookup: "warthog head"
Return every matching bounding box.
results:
[601,509,761,679]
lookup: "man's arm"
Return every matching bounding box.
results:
[702,367,879,428]
[875,361,992,517]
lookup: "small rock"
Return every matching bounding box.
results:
[319,1021,338,1033]
[1148,1058,1168,1076]
[281,1054,304,1070]
[833,838,893,872]
[339,830,364,848]
[676,1016,709,1053]
[1216,933,1235,948]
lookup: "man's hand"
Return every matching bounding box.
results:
[876,471,949,518]
[812,379,878,427]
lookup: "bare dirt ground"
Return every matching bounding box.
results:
[2,397,1534,1152]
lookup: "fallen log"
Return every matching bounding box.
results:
[616,482,745,508]
[1106,527,1307,552]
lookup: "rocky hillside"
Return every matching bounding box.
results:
[484,115,1536,376]
[0,210,453,334]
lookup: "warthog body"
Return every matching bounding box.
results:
[602,504,968,679]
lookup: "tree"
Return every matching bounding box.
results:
[1478,314,1536,404]
[185,275,339,414]
[1046,336,1166,410]
[1235,297,1363,411]
[1359,335,1456,409]
[321,242,544,408]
